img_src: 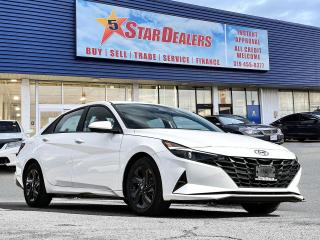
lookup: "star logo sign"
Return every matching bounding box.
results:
[96,10,128,45]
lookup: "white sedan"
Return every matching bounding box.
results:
[16,102,303,215]
[0,120,26,167]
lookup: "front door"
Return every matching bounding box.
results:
[72,105,123,193]
[38,108,85,187]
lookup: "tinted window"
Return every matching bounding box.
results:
[206,117,220,124]
[281,114,300,122]
[83,106,117,132]
[0,121,21,133]
[54,109,84,133]
[114,104,221,132]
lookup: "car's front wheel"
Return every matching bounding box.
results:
[125,156,170,216]
[23,163,52,207]
[242,202,280,215]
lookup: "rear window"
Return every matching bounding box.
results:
[0,121,21,133]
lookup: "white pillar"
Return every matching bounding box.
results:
[21,79,30,131]
[132,83,139,102]
[212,86,219,115]
[260,88,279,124]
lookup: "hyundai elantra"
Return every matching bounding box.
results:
[16,102,303,215]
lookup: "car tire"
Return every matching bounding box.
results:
[242,202,280,215]
[125,156,170,216]
[23,163,52,208]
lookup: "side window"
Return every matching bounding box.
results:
[83,106,117,132]
[54,109,84,133]
[282,114,300,123]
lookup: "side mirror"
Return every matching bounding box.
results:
[88,121,119,133]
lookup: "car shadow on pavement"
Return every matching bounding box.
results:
[0,202,279,219]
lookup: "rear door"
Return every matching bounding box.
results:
[37,108,85,187]
[71,105,123,193]
[279,114,301,138]
[299,114,320,138]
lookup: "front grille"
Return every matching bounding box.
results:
[200,155,300,188]
[0,157,10,164]
[261,129,277,135]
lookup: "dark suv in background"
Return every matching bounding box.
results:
[271,112,320,141]
[205,115,284,144]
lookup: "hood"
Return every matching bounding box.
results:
[0,132,23,140]
[132,129,295,159]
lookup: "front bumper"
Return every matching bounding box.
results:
[0,147,19,166]
[155,151,303,203]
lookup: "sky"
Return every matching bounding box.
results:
[174,0,320,28]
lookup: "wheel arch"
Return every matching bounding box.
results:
[22,159,42,181]
[122,152,161,200]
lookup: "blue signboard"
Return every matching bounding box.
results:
[76,0,270,71]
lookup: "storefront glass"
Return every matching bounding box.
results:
[218,88,232,114]
[0,80,21,122]
[178,87,196,113]
[39,82,62,104]
[293,91,309,113]
[139,85,158,104]
[310,91,320,111]
[232,88,247,117]
[279,91,294,117]
[196,87,212,116]
[159,85,177,107]
[106,84,132,101]
[246,89,259,105]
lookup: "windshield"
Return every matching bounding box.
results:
[0,121,21,133]
[114,104,221,132]
[219,116,251,125]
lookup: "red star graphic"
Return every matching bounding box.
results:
[96,10,128,45]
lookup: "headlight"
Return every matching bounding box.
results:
[240,128,263,136]
[277,128,283,134]
[162,140,226,163]
[5,141,22,149]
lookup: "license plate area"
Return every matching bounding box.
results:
[255,165,277,182]
[270,134,278,141]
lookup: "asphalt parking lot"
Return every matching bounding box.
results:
[0,142,319,240]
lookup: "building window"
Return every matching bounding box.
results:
[293,91,309,113]
[39,81,62,104]
[159,85,177,107]
[178,86,196,113]
[0,79,21,122]
[310,91,320,111]
[218,88,232,104]
[279,91,294,117]
[106,84,132,101]
[232,88,247,117]
[139,85,158,104]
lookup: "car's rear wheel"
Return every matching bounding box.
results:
[23,163,52,207]
[125,156,170,216]
[242,202,280,215]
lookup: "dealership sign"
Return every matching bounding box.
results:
[76,0,270,70]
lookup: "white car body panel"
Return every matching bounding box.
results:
[16,102,303,204]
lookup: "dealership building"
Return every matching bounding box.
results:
[0,0,319,134]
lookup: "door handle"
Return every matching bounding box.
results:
[75,139,84,144]
[42,138,49,142]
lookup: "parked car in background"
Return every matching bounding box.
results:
[271,112,320,141]
[205,115,284,144]
[0,120,26,167]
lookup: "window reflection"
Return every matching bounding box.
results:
[0,80,21,122]
[232,88,246,117]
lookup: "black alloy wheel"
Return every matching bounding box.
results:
[125,157,170,215]
[23,163,52,207]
